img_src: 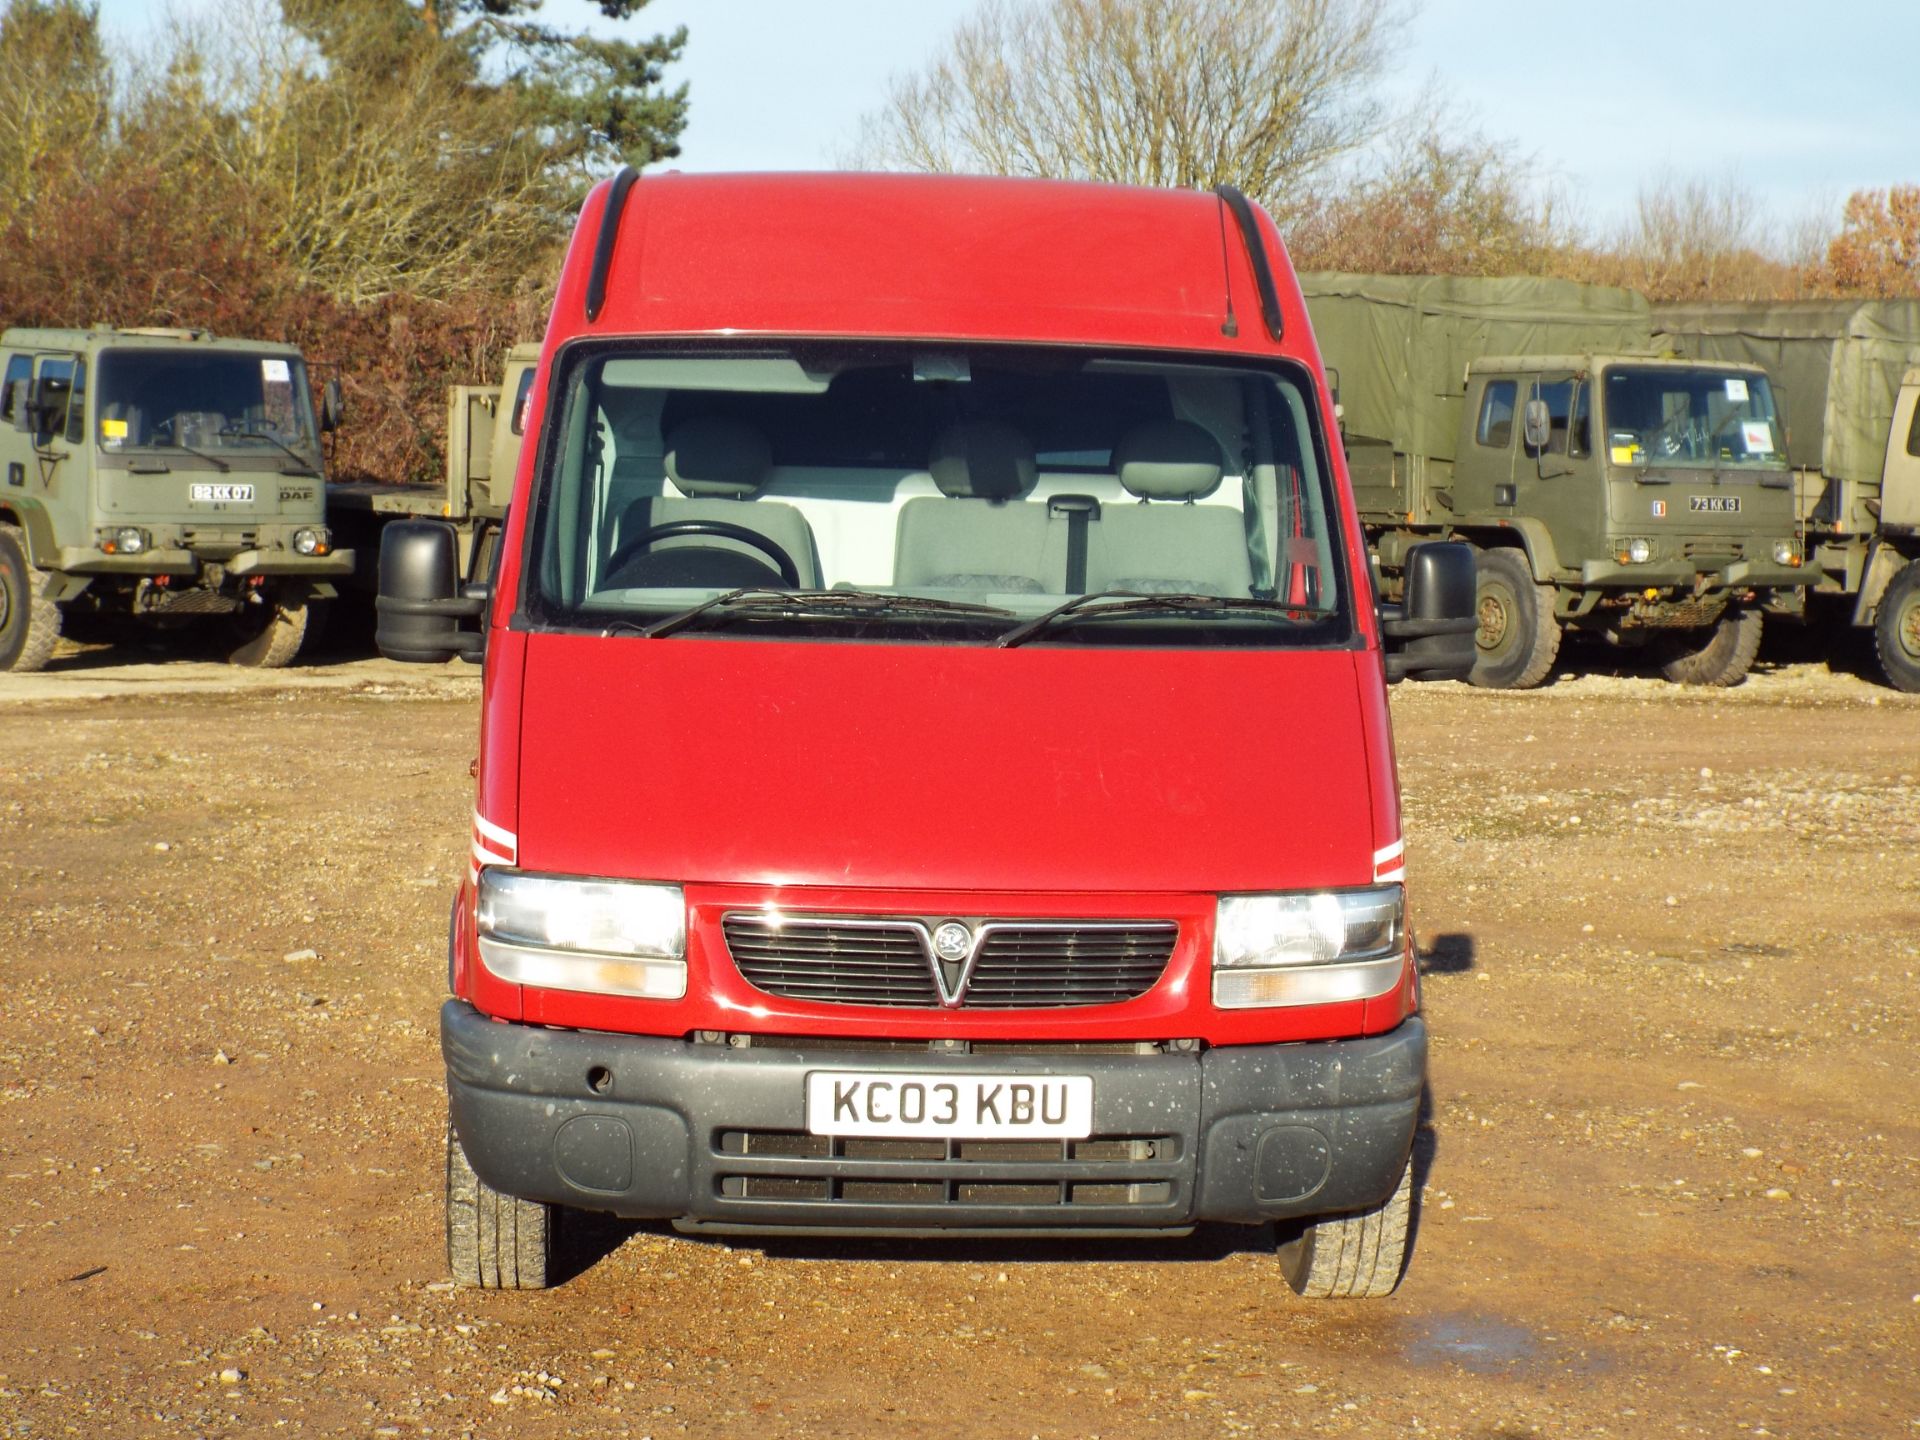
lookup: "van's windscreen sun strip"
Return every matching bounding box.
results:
[585,166,640,323]
[1213,186,1284,342]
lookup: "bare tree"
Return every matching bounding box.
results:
[846,0,1404,218]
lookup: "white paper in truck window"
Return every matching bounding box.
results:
[1724,377,1749,403]
[262,359,291,384]
[1742,421,1773,453]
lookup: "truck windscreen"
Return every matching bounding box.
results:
[96,351,319,459]
[523,343,1352,647]
[1602,367,1784,470]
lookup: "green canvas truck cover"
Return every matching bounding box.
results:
[1654,301,1920,487]
[1300,273,1654,464]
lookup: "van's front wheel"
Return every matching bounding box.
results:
[1276,1153,1413,1299]
[446,1118,554,1289]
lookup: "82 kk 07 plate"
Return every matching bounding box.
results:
[805,1071,1093,1139]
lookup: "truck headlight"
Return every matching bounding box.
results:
[107,526,150,555]
[1619,538,1653,564]
[1213,886,1405,1008]
[1772,539,1799,566]
[292,527,330,556]
[476,870,686,999]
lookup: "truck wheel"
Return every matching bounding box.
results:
[446,1118,554,1289]
[227,583,311,668]
[1469,548,1559,689]
[1659,607,1762,687]
[0,523,61,673]
[1872,560,1920,694]
[1276,1153,1413,1299]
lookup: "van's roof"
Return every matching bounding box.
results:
[555,171,1313,356]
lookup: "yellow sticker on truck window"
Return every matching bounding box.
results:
[1610,443,1637,464]
[101,418,127,438]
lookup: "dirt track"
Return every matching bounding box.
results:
[1,644,1916,1438]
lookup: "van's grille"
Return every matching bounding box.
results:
[720,914,1177,1010]
[714,1129,1182,1208]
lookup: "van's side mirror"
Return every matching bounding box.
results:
[1381,541,1476,683]
[321,378,344,433]
[1522,398,1551,451]
[376,519,486,664]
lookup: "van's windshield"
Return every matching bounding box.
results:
[1601,366,1784,470]
[523,343,1352,647]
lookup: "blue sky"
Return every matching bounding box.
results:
[97,0,1918,237]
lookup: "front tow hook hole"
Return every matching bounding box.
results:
[586,1065,613,1095]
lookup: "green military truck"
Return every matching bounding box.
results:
[0,326,352,671]
[327,343,538,592]
[1654,301,1920,692]
[1302,275,1805,688]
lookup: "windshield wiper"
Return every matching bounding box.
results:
[226,427,319,474]
[637,587,1013,639]
[165,439,231,473]
[996,590,1303,648]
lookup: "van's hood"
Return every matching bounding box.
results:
[516,634,1377,894]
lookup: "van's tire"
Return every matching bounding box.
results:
[1872,559,1920,694]
[446,1118,554,1290]
[1469,547,1559,689]
[0,523,60,673]
[1276,1153,1413,1299]
[1660,607,1762,687]
[227,583,311,668]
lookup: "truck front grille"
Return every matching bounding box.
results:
[714,1129,1181,1207]
[720,914,1177,1010]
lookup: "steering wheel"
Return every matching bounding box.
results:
[605,520,801,588]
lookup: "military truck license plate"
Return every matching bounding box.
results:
[1689,495,1739,513]
[189,483,255,503]
[805,1071,1093,1139]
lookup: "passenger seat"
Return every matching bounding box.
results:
[893,420,1057,592]
[1087,420,1252,596]
[614,417,820,587]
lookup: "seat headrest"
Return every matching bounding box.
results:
[664,417,773,498]
[929,420,1036,500]
[1115,420,1224,500]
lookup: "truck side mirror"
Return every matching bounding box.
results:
[376,519,486,664]
[18,377,45,435]
[321,378,344,433]
[1522,398,1551,451]
[1380,541,1476,683]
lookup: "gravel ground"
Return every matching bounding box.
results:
[0,643,1915,1438]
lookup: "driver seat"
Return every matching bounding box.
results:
[613,418,820,587]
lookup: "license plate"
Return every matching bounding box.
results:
[189,483,255,503]
[1689,495,1739,512]
[805,1071,1093,1139]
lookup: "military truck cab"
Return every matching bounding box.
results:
[1866,367,1920,689]
[1440,354,1801,687]
[0,326,352,671]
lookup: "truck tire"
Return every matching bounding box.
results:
[1469,548,1559,689]
[1276,1152,1413,1299]
[1872,559,1920,694]
[227,583,311,668]
[0,523,61,673]
[446,1118,554,1289]
[1659,607,1762,687]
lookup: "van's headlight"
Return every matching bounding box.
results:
[1213,886,1405,1008]
[476,871,686,999]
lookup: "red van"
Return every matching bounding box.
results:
[378,172,1475,1298]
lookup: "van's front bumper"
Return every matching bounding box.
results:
[440,999,1424,1234]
